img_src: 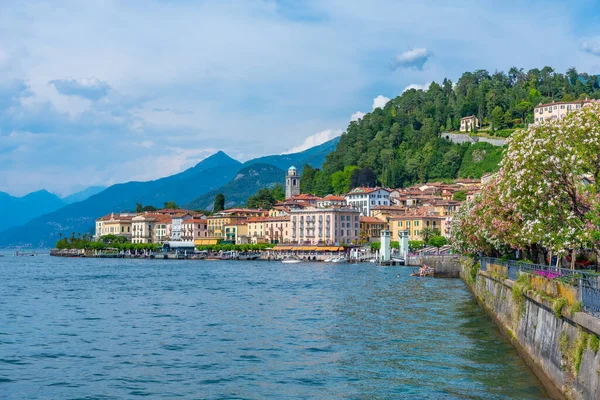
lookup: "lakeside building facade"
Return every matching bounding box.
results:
[389,208,447,242]
[359,216,386,243]
[94,213,134,240]
[290,207,360,245]
[93,167,482,247]
[181,218,208,242]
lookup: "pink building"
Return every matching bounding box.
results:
[181,218,208,242]
[290,207,360,245]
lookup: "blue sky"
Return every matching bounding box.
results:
[1,0,600,196]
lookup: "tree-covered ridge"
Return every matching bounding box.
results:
[303,67,599,195]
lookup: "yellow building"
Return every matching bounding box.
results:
[389,208,446,242]
[359,216,386,243]
[429,200,461,217]
[207,215,247,239]
[95,213,134,240]
[247,217,267,244]
[224,221,249,244]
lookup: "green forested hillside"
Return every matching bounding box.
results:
[302,67,600,195]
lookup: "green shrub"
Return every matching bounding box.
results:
[588,334,600,353]
[572,329,588,375]
[569,301,583,316]
[469,262,480,285]
[512,274,532,317]
[559,331,570,355]
[553,298,568,318]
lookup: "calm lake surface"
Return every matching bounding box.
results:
[0,252,549,399]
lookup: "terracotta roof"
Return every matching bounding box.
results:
[460,115,476,120]
[153,214,172,223]
[322,195,346,201]
[247,217,266,223]
[388,207,445,220]
[184,219,207,224]
[360,216,384,223]
[291,194,322,201]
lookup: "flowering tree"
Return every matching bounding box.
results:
[452,101,600,263]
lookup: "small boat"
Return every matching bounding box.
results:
[282,257,301,264]
[324,257,334,263]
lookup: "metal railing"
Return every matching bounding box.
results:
[482,257,600,317]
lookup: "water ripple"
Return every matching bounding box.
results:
[0,254,549,399]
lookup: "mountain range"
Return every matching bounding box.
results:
[0,137,339,247]
[0,190,65,232]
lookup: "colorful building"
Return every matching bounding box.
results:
[290,207,360,245]
[95,213,134,240]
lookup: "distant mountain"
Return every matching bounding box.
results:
[185,163,286,210]
[244,137,340,170]
[185,138,340,210]
[0,151,242,247]
[62,186,106,204]
[0,190,65,232]
[0,138,339,247]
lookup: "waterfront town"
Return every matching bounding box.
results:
[93,165,483,251]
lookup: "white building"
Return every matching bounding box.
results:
[285,165,301,199]
[131,214,156,244]
[533,100,590,126]
[169,213,193,241]
[345,187,391,216]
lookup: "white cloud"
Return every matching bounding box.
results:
[392,48,432,70]
[403,82,432,93]
[582,39,600,56]
[350,111,365,121]
[372,95,390,110]
[0,0,597,195]
[284,129,342,154]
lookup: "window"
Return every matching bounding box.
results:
[398,221,403,227]
[561,105,565,109]
[554,105,557,110]
[415,221,419,227]
[414,230,418,236]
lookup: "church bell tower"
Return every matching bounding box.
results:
[286,165,300,199]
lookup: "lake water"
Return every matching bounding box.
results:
[0,252,549,399]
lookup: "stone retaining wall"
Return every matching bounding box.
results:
[460,260,600,400]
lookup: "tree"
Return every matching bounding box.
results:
[136,202,143,213]
[300,165,317,194]
[331,166,357,194]
[451,102,600,264]
[163,201,179,209]
[350,167,377,189]
[421,228,441,244]
[246,188,278,209]
[491,106,504,132]
[429,235,448,252]
[272,184,285,201]
[213,194,225,212]
[453,190,467,201]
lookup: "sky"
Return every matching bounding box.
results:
[1,0,600,197]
